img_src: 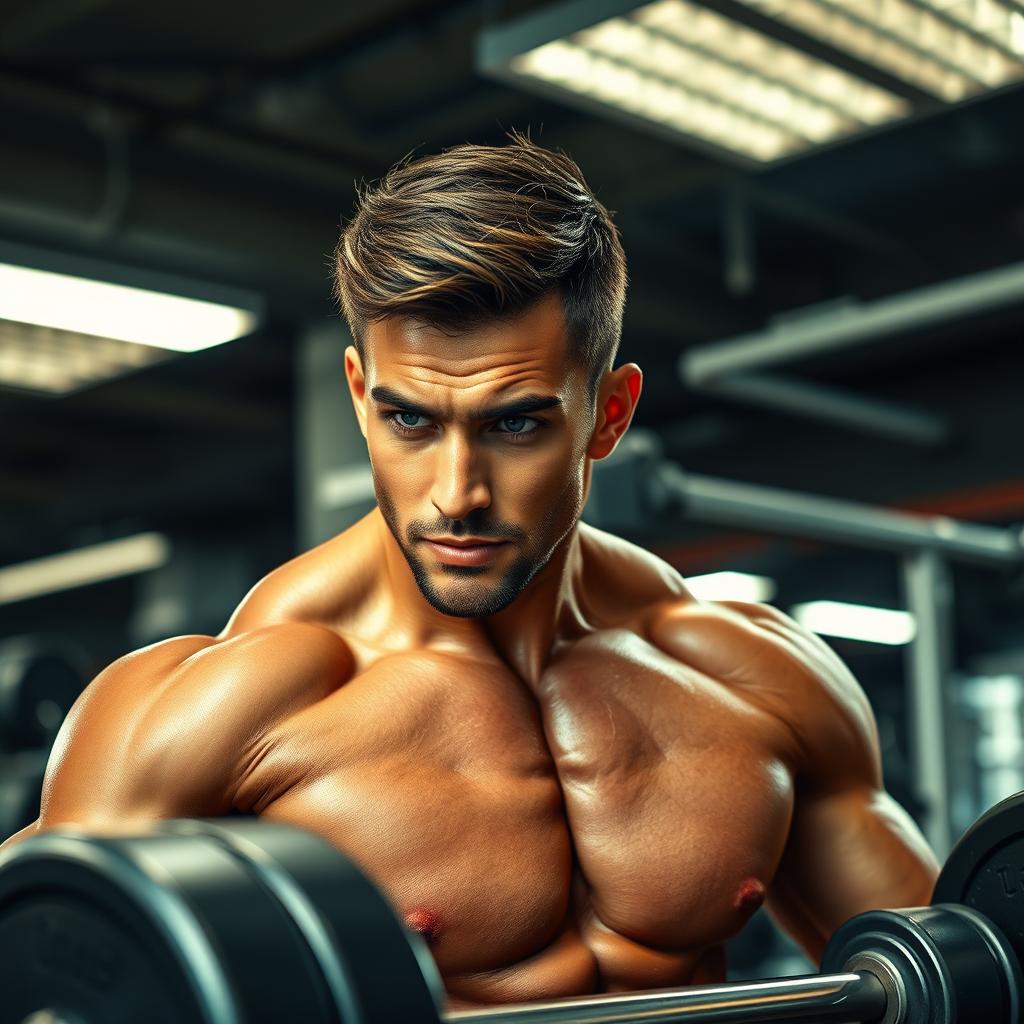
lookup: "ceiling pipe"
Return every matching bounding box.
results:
[680,259,1024,446]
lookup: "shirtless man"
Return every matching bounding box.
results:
[1,134,939,1009]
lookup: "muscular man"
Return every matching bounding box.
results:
[1,134,938,1008]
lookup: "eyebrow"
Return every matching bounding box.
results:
[370,386,563,422]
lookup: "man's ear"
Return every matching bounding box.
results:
[588,364,642,461]
[345,345,369,439]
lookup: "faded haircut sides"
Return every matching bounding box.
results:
[333,131,628,406]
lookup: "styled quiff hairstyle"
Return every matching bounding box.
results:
[334,132,627,405]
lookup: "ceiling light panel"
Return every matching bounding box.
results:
[489,0,911,163]
[0,262,259,353]
[739,0,1024,101]
[0,247,263,397]
[0,319,171,396]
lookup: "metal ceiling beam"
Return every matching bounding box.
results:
[680,259,1024,446]
[685,259,1024,380]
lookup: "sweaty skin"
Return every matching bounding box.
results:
[1,292,939,1008]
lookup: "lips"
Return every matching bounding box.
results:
[423,539,507,566]
[425,538,500,548]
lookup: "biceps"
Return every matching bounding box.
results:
[769,787,940,946]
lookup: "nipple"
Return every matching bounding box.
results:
[405,907,442,944]
[733,877,766,916]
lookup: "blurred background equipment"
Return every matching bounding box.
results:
[950,673,1024,837]
[0,635,88,843]
[0,635,86,752]
[2,0,1023,983]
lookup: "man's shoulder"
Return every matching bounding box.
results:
[578,520,689,615]
[38,619,357,829]
[221,521,375,637]
[95,621,355,715]
[647,595,852,700]
[647,597,881,781]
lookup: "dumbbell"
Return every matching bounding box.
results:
[2,794,1024,1024]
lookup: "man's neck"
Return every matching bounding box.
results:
[370,510,587,685]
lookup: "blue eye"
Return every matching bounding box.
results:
[499,416,536,435]
[385,410,546,442]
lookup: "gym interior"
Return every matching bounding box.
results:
[1,2,1024,1022]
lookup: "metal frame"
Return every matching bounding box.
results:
[682,260,1024,381]
[679,258,1024,447]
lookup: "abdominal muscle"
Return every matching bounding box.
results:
[442,887,728,1009]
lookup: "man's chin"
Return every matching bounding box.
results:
[409,562,524,618]
[418,581,521,619]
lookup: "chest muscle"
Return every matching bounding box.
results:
[238,638,794,982]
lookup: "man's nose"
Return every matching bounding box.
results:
[430,433,491,520]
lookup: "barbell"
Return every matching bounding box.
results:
[2,792,1024,1024]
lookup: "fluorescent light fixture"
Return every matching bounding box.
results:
[0,319,172,396]
[479,0,911,164]
[686,570,777,602]
[0,533,171,606]
[0,263,258,353]
[791,599,917,645]
[0,245,263,396]
[740,0,1024,102]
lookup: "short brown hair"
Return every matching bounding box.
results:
[334,132,627,404]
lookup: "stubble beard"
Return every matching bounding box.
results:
[372,469,583,619]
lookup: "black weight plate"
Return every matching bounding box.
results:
[0,826,338,1024]
[0,638,85,753]
[0,833,218,1024]
[934,791,1024,976]
[160,818,445,1024]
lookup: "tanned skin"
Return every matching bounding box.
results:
[2,291,939,1008]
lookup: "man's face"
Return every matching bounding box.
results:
[350,291,594,618]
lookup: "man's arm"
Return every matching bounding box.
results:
[766,784,938,962]
[735,601,939,961]
[754,601,939,960]
[651,597,940,963]
[0,622,353,851]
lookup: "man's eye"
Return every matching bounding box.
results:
[497,416,540,436]
[391,411,423,428]
[386,411,545,440]
[385,411,432,436]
